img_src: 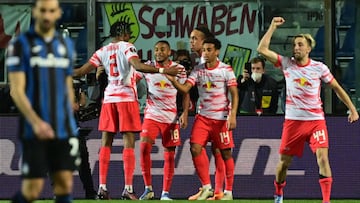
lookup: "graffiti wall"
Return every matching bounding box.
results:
[100,2,258,78]
[0,5,31,84]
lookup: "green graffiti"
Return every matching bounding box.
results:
[223,44,252,78]
[104,3,140,43]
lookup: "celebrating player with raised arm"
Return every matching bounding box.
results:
[257,16,359,203]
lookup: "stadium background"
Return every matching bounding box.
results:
[0,0,360,200]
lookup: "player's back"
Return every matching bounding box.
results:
[90,41,140,103]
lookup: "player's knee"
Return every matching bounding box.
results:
[190,144,202,157]
[220,148,232,160]
[316,148,330,166]
[316,155,330,167]
[53,182,73,195]
[23,191,41,201]
[53,174,74,194]
[140,136,153,144]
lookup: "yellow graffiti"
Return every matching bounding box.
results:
[104,3,140,43]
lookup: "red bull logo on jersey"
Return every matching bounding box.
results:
[293,77,312,87]
[154,80,172,89]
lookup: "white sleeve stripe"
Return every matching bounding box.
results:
[6,57,20,66]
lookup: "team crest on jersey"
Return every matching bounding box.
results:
[204,81,216,90]
[57,44,66,56]
[293,77,312,87]
[154,80,171,89]
[32,45,42,53]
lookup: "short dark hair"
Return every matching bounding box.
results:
[110,21,131,37]
[194,25,214,39]
[155,40,170,48]
[174,49,191,61]
[250,56,266,68]
[203,38,221,50]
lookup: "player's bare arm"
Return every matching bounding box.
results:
[257,17,285,64]
[9,71,55,139]
[179,93,190,129]
[130,58,180,76]
[165,75,192,94]
[74,62,96,77]
[96,66,105,80]
[66,76,76,112]
[227,85,239,130]
[328,79,359,123]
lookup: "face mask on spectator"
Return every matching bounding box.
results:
[251,72,262,82]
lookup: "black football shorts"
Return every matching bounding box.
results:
[21,137,80,178]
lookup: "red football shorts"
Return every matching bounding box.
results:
[98,102,141,133]
[190,114,234,149]
[140,118,181,147]
[279,119,329,157]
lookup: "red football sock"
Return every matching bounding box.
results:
[123,148,135,186]
[192,148,211,186]
[319,177,332,202]
[274,180,286,196]
[140,142,152,186]
[99,146,111,185]
[223,157,234,191]
[214,152,225,193]
[163,151,175,192]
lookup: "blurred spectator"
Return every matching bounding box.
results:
[0,85,17,114]
[237,57,279,115]
[174,49,198,115]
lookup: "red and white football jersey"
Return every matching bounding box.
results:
[140,60,187,123]
[275,55,334,120]
[89,41,139,103]
[187,60,237,120]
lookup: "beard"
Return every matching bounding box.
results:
[156,56,166,63]
[293,53,303,61]
[38,19,54,33]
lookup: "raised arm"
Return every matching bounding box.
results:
[328,79,359,123]
[257,17,285,64]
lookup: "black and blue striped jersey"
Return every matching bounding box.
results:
[7,27,78,140]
